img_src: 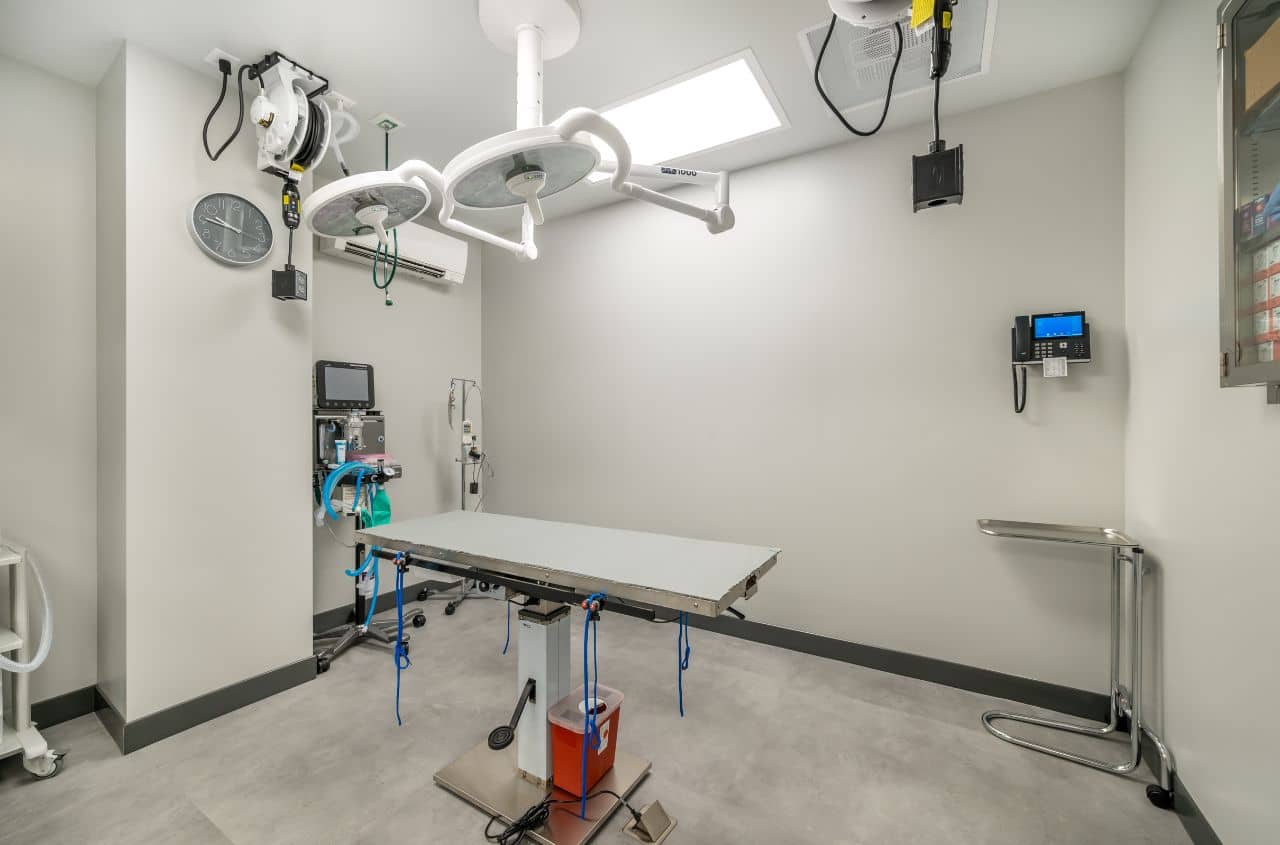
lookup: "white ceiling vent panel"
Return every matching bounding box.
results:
[800,0,996,112]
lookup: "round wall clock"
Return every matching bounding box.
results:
[189,192,274,265]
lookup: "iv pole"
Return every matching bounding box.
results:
[428,377,494,616]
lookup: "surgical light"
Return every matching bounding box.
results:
[302,0,737,263]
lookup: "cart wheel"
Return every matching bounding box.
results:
[412,613,426,628]
[317,655,331,674]
[479,581,491,592]
[28,755,62,780]
[445,602,458,616]
[1146,784,1174,810]
[400,644,410,657]
[417,589,430,602]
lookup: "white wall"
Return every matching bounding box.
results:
[311,233,482,613]
[96,48,127,712]
[0,55,99,704]
[1125,1,1280,840]
[107,43,313,720]
[482,76,1128,692]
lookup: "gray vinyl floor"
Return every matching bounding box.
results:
[0,596,1189,844]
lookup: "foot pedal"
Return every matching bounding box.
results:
[622,801,676,844]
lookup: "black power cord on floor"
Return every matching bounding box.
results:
[483,789,643,845]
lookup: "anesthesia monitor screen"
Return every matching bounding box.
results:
[323,365,370,402]
[1033,313,1085,339]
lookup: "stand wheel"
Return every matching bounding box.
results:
[479,581,491,592]
[316,655,331,674]
[1146,784,1174,810]
[412,613,426,628]
[417,589,430,602]
[445,602,458,616]
[28,754,63,780]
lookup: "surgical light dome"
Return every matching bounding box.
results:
[301,0,735,262]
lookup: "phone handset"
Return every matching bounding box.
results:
[1011,316,1031,414]
[1012,316,1033,363]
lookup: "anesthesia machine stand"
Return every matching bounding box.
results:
[0,531,61,778]
[312,361,423,672]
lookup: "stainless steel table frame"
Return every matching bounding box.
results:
[358,511,780,844]
[976,520,1176,809]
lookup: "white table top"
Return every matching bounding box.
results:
[356,511,779,617]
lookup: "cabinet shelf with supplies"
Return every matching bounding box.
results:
[1220,0,1280,401]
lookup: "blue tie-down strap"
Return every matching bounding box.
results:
[502,598,512,655]
[393,554,411,725]
[677,612,693,717]
[580,591,607,819]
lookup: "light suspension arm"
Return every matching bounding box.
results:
[553,108,735,235]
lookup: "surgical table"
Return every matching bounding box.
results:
[357,510,780,845]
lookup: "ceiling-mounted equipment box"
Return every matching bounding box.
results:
[319,222,468,285]
[799,0,996,113]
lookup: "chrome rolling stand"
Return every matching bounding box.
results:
[977,520,1176,809]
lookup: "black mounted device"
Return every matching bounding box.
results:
[315,360,375,410]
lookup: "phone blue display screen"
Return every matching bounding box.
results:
[1034,314,1084,339]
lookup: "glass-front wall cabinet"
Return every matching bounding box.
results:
[1221,0,1280,389]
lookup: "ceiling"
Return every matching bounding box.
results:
[0,0,1159,230]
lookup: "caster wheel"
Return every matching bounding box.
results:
[29,756,62,780]
[445,603,457,616]
[400,645,410,657]
[1146,784,1174,810]
[479,581,491,592]
[417,589,430,602]
[412,613,426,628]
[317,656,331,674]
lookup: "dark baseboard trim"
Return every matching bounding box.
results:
[98,657,315,755]
[687,614,1111,723]
[30,684,99,728]
[95,690,126,749]
[1142,733,1222,845]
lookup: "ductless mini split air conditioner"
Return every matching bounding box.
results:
[318,222,468,284]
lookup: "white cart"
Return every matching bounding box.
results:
[1,536,61,778]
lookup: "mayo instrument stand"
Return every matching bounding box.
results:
[976,520,1175,809]
[0,538,61,779]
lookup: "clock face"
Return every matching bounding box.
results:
[189,193,274,265]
